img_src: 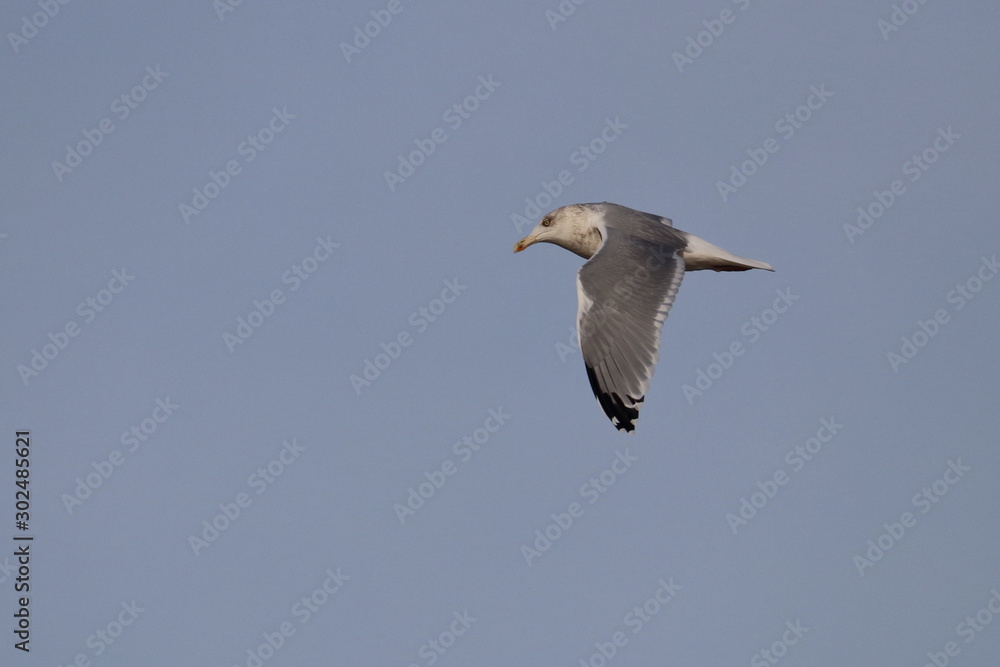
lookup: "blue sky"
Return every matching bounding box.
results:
[2,1,999,665]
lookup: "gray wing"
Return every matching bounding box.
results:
[577,225,686,432]
[600,201,673,229]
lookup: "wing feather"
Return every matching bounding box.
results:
[576,225,686,432]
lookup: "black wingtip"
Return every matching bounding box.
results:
[585,364,641,433]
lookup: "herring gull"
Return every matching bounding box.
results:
[514,202,773,433]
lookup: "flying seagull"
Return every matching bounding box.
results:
[514,202,773,433]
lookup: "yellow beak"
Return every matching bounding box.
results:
[513,234,539,253]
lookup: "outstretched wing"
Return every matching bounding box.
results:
[576,227,686,432]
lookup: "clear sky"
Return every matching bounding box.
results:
[2,1,999,665]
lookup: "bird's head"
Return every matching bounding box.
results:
[513,204,603,259]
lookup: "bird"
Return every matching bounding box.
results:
[513,202,773,433]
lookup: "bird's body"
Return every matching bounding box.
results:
[514,202,773,433]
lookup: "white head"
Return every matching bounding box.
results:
[512,204,604,259]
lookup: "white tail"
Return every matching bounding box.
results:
[680,233,774,272]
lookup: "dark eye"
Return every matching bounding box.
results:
[541,217,552,227]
